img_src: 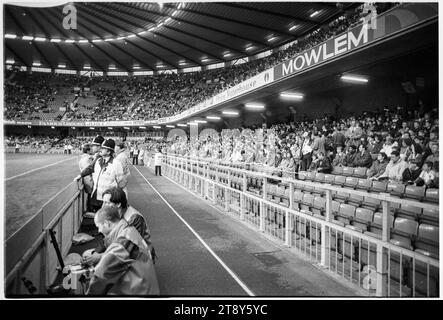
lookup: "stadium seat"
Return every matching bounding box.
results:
[424,188,439,203]
[336,203,356,225]
[357,179,372,191]
[312,186,325,196]
[404,186,426,201]
[332,166,343,175]
[344,177,358,189]
[415,224,439,259]
[347,207,373,233]
[420,207,439,226]
[333,175,346,187]
[396,203,422,220]
[387,182,406,198]
[324,174,335,185]
[334,189,349,203]
[314,173,325,183]
[353,167,367,178]
[371,180,387,193]
[311,196,326,217]
[366,211,394,239]
[298,171,307,181]
[361,196,381,211]
[390,218,418,250]
[342,167,355,177]
[293,190,304,209]
[300,193,314,212]
[347,194,364,207]
[307,171,316,182]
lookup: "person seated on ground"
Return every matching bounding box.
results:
[85,206,159,296]
[343,145,357,167]
[352,143,373,168]
[332,145,346,167]
[373,150,408,182]
[402,157,422,185]
[367,152,389,179]
[415,161,437,187]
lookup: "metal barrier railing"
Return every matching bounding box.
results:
[163,154,440,297]
[5,181,86,296]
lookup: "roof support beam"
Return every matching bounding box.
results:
[25,8,80,71]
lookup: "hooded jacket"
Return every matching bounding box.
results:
[87,219,159,296]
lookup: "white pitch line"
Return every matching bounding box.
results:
[5,156,77,182]
[132,165,255,297]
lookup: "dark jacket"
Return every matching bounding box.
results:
[353,151,373,168]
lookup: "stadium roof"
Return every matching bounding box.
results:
[4,1,358,72]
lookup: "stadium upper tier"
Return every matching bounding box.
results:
[5,3,399,123]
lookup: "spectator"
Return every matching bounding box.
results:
[353,143,373,168]
[332,145,346,167]
[85,206,159,295]
[343,145,357,167]
[415,161,436,187]
[367,152,389,179]
[115,142,131,199]
[154,148,163,176]
[375,150,408,182]
[300,132,313,171]
[402,158,422,184]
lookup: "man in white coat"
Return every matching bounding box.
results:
[154,148,163,176]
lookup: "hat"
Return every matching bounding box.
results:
[101,139,115,152]
[91,135,105,146]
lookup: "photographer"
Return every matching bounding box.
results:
[86,206,159,295]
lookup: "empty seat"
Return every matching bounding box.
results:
[415,224,439,259]
[336,203,356,225]
[348,207,374,232]
[342,167,355,177]
[347,194,364,207]
[357,179,372,191]
[333,175,346,187]
[366,211,394,239]
[332,166,343,175]
[404,186,426,201]
[306,171,316,182]
[390,218,418,250]
[353,167,367,178]
[387,182,406,198]
[314,173,325,183]
[334,189,349,203]
[324,174,335,185]
[311,196,326,217]
[396,203,422,220]
[371,181,387,193]
[300,193,315,211]
[421,207,439,226]
[298,171,307,180]
[424,188,439,203]
[344,177,358,189]
[293,190,304,208]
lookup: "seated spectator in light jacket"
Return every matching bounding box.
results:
[415,161,436,187]
[352,143,373,168]
[375,150,408,182]
[367,152,389,179]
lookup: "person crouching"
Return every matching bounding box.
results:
[86,206,159,296]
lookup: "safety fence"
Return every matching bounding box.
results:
[5,181,86,296]
[163,155,440,297]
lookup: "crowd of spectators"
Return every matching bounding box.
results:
[4,3,398,122]
[165,106,439,188]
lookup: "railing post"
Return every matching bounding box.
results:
[285,211,291,247]
[226,169,231,212]
[260,177,267,232]
[240,173,246,221]
[321,188,332,267]
[376,199,390,297]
